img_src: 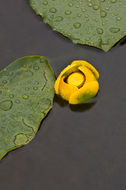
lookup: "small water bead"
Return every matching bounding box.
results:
[111,0,117,3]
[116,17,121,21]
[49,8,57,13]
[73,22,81,29]
[2,80,7,84]
[0,100,13,111]
[15,99,20,104]
[76,5,79,8]
[30,91,34,95]
[81,8,86,12]
[34,81,39,85]
[101,40,109,45]
[68,3,73,7]
[93,5,99,10]
[33,87,38,91]
[97,28,103,34]
[100,0,105,2]
[100,10,107,17]
[43,0,48,5]
[33,66,39,70]
[109,27,120,33]
[23,95,29,99]
[65,10,72,15]
[106,7,110,10]
[88,3,92,7]
[55,16,63,22]
[77,13,82,17]
[9,94,14,98]
[25,87,30,91]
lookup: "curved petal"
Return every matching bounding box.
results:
[78,65,96,83]
[55,64,78,94]
[69,81,99,104]
[59,76,78,101]
[72,60,99,80]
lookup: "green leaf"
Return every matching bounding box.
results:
[30,0,126,51]
[0,56,55,160]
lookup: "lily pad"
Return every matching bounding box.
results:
[30,0,126,51]
[0,56,55,160]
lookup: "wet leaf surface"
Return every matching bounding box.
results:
[30,0,126,51]
[0,56,55,160]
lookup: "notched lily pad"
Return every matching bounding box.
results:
[30,0,126,51]
[0,56,55,160]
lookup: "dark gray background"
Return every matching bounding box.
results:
[0,0,126,190]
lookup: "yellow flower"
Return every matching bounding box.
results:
[55,60,99,104]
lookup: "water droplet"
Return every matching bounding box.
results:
[73,22,81,29]
[65,10,72,15]
[81,8,86,12]
[116,17,121,21]
[14,134,27,146]
[25,87,30,91]
[109,27,120,33]
[23,95,29,99]
[68,3,73,7]
[43,0,48,5]
[49,8,57,13]
[2,80,7,84]
[111,0,117,3]
[55,16,63,22]
[34,81,39,85]
[15,99,20,104]
[100,10,107,17]
[93,5,99,10]
[101,40,109,45]
[106,7,110,10]
[77,13,81,17]
[76,5,79,8]
[0,100,13,111]
[97,28,103,34]
[88,3,92,7]
[33,66,39,70]
[9,94,14,98]
[33,87,38,91]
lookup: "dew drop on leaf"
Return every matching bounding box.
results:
[73,22,81,29]
[65,10,72,15]
[49,8,57,13]
[109,27,120,33]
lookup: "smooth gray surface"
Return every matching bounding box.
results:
[0,0,126,190]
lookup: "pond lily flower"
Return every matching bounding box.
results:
[55,60,99,104]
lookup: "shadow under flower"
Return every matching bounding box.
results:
[54,95,97,112]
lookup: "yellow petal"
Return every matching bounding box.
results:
[78,65,96,83]
[55,64,78,94]
[72,60,99,80]
[59,76,78,101]
[69,81,99,104]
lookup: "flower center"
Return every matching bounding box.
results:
[67,72,85,88]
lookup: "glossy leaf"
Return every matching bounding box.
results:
[0,56,55,160]
[30,0,126,51]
